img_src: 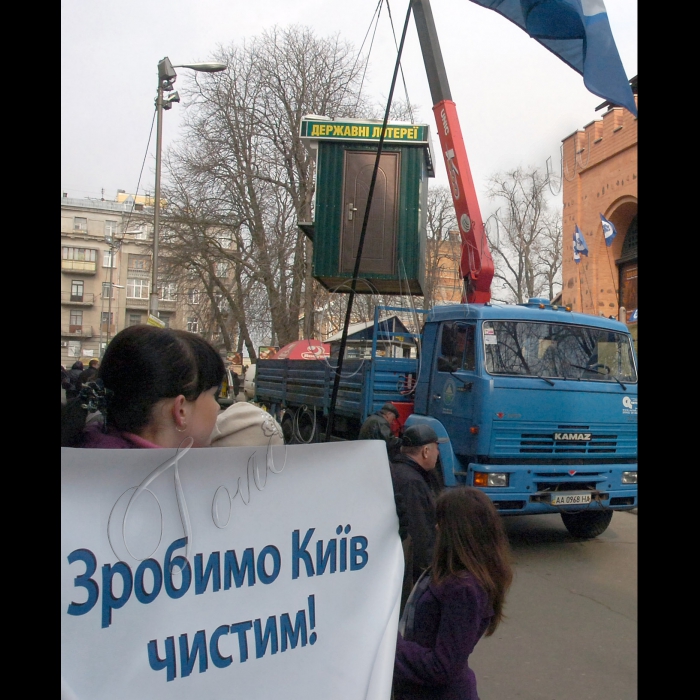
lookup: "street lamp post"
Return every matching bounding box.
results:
[100,229,125,359]
[149,57,227,319]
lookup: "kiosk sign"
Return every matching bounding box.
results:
[300,118,429,144]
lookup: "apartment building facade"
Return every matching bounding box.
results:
[60,194,183,365]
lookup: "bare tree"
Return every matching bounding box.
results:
[161,26,369,355]
[485,166,562,304]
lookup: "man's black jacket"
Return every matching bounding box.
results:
[389,453,437,582]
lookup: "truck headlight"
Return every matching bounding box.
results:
[621,471,637,484]
[473,472,509,487]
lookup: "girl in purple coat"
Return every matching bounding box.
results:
[393,487,513,700]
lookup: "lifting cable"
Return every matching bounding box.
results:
[325,0,414,442]
[345,0,385,114]
[385,0,414,122]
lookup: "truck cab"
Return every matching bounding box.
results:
[408,299,638,537]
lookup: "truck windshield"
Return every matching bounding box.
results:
[483,321,637,383]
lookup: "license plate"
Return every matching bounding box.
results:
[550,493,592,506]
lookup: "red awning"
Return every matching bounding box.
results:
[272,339,330,360]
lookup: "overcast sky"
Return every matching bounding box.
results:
[61,0,637,211]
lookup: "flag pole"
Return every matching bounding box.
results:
[577,265,584,313]
[580,262,594,314]
[605,245,618,301]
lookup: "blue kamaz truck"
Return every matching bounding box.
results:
[255,300,638,538]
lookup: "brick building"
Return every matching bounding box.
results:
[428,229,463,306]
[560,79,637,347]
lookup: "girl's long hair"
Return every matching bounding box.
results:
[61,325,224,446]
[431,487,513,636]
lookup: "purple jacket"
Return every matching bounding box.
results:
[79,421,159,449]
[393,572,493,700]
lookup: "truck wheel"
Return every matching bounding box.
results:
[561,510,613,538]
[296,407,319,443]
[280,411,295,444]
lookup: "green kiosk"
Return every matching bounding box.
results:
[298,116,435,295]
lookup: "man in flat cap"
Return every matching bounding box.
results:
[390,423,441,612]
[359,402,402,459]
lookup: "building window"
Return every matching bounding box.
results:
[127,278,149,299]
[102,282,115,299]
[68,341,81,357]
[71,280,84,301]
[160,282,177,301]
[187,317,199,333]
[128,253,150,271]
[216,262,229,277]
[215,294,229,313]
[134,227,149,240]
[158,313,171,328]
[438,323,476,372]
[617,214,637,319]
[105,220,118,238]
[619,263,638,315]
[63,247,97,262]
[100,312,114,332]
[188,289,200,305]
[103,250,117,268]
[128,313,143,326]
[74,217,88,232]
[69,309,83,330]
[216,232,233,249]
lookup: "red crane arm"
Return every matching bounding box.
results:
[432,99,494,303]
[412,0,494,303]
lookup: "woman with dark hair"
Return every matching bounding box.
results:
[393,487,513,700]
[61,325,225,449]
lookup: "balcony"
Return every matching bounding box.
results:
[158,298,177,311]
[125,297,149,309]
[61,292,95,306]
[61,325,94,338]
[62,260,97,275]
[127,267,151,279]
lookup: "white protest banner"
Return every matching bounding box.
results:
[61,441,403,699]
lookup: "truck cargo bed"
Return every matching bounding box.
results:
[255,356,417,423]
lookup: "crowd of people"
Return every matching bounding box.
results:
[61,324,511,699]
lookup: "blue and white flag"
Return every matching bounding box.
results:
[573,224,588,263]
[600,213,617,246]
[469,0,637,116]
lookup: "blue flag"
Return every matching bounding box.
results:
[469,0,637,116]
[599,213,617,246]
[573,224,588,263]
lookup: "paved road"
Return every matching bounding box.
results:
[470,511,637,700]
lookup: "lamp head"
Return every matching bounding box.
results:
[173,62,227,73]
[158,57,177,82]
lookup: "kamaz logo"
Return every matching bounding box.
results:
[554,432,592,441]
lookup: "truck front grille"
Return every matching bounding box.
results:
[519,430,617,454]
[492,421,637,459]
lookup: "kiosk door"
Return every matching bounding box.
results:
[340,150,399,275]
